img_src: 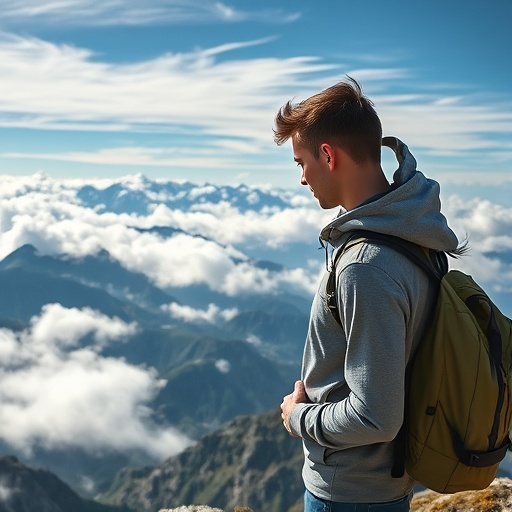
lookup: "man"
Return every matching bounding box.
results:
[275,77,460,511]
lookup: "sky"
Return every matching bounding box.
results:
[0,0,511,196]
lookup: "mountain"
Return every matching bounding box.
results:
[76,179,290,216]
[103,327,298,437]
[0,244,176,325]
[99,409,304,512]
[0,264,158,326]
[0,455,131,512]
[226,309,307,364]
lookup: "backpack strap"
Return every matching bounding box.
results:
[326,230,446,329]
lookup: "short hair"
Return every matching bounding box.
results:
[273,76,382,164]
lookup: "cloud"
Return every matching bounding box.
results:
[0,174,510,301]
[0,479,11,502]
[162,302,239,324]
[0,304,192,458]
[0,0,300,26]
[30,303,138,348]
[444,196,512,295]
[445,196,512,248]
[214,359,231,374]
[246,334,263,347]
[376,94,512,156]
[0,30,510,178]
[0,32,337,167]
[148,201,328,248]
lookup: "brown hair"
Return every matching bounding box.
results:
[273,76,382,164]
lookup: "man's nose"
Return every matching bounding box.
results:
[300,172,307,186]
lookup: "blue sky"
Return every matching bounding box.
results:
[0,0,510,196]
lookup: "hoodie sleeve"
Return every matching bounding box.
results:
[288,261,409,449]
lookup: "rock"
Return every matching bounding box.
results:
[410,478,512,511]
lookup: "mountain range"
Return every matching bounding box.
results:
[76,178,290,216]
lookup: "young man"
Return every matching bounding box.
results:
[276,77,460,511]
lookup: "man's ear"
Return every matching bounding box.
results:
[320,143,334,169]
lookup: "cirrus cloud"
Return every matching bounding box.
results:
[0,0,300,26]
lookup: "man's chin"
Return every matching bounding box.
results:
[318,201,338,210]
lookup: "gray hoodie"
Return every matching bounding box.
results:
[288,137,459,503]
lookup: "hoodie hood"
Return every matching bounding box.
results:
[320,137,459,252]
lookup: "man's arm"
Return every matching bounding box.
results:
[287,263,409,448]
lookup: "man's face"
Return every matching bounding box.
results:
[292,135,336,209]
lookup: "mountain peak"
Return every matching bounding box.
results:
[0,455,126,512]
[0,244,38,270]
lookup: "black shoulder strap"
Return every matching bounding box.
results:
[326,230,446,328]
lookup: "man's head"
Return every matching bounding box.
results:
[273,76,382,165]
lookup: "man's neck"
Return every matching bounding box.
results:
[341,165,390,211]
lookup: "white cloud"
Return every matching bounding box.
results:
[0,479,11,502]
[0,0,300,26]
[446,196,512,241]
[162,302,238,324]
[219,261,319,296]
[443,196,512,295]
[0,32,335,149]
[0,30,509,178]
[373,92,512,169]
[78,475,96,495]
[30,303,138,348]
[148,201,328,249]
[215,359,231,374]
[0,304,192,458]
[246,334,262,347]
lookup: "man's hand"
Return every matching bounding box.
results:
[280,380,309,436]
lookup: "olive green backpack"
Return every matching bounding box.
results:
[327,231,512,493]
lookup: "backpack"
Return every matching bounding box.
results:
[326,230,512,494]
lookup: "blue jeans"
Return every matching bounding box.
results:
[304,489,412,512]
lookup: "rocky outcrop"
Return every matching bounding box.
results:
[410,478,512,511]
